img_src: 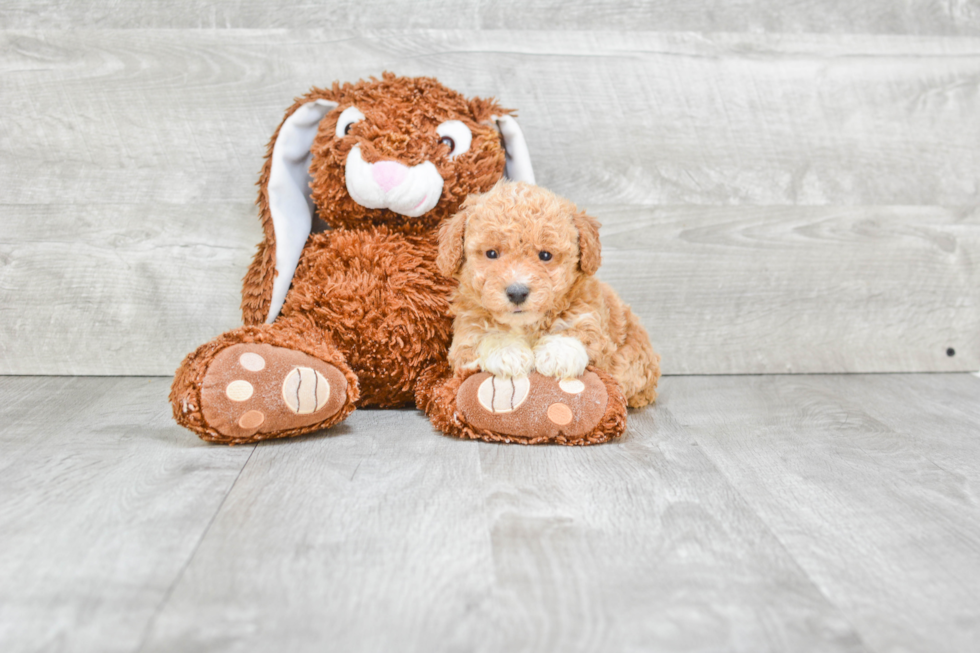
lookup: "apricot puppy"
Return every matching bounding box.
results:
[437,181,660,408]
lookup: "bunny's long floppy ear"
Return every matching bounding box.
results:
[493,115,535,184]
[262,98,338,323]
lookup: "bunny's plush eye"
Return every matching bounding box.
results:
[436,120,472,159]
[486,249,499,259]
[335,106,365,138]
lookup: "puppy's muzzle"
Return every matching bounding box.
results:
[506,283,530,306]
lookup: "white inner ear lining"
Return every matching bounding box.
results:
[265,98,338,324]
[492,114,536,185]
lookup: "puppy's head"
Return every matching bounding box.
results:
[438,181,601,326]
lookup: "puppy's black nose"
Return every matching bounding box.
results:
[506,283,530,305]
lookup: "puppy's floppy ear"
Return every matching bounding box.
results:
[437,209,469,277]
[573,211,602,276]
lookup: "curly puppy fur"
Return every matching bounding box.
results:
[437,181,660,408]
[172,73,513,442]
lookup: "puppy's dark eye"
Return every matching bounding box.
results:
[486,249,498,259]
[344,123,353,135]
[539,251,553,262]
[439,136,455,153]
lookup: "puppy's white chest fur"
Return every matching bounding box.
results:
[476,330,589,380]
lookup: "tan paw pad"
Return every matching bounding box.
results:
[239,352,266,372]
[558,379,586,394]
[282,367,330,415]
[225,380,254,402]
[547,403,573,425]
[238,410,265,429]
[477,376,531,413]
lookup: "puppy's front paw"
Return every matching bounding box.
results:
[477,333,535,379]
[534,335,589,380]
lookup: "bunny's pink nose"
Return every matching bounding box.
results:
[371,161,408,192]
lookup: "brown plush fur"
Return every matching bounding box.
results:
[242,74,508,325]
[438,181,661,407]
[171,74,512,441]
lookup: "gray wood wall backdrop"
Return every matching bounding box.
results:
[2,2,979,376]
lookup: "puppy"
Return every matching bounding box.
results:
[437,181,660,408]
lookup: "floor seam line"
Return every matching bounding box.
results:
[671,407,878,653]
[133,444,258,653]
[475,442,500,617]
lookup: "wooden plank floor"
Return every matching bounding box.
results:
[2,374,979,652]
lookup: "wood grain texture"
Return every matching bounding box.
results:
[464,410,866,652]
[4,374,980,652]
[3,204,976,375]
[139,408,499,653]
[138,404,865,653]
[0,203,259,376]
[599,204,980,374]
[2,30,979,207]
[833,373,980,493]
[2,28,979,375]
[3,0,979,34]
[665,374,980,653]
[0,376,255,653]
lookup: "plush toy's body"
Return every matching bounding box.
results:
[171,74,630,446]
[171,74,522,443]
